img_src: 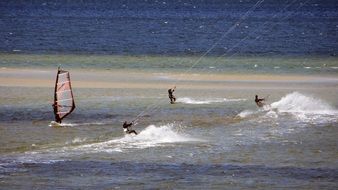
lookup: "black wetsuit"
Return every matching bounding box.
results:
[255,96,265,107]
[168,88,176,104]
[123,122,137,135]
[52,103,62,123]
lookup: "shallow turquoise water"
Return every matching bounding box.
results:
[1,54,338,76]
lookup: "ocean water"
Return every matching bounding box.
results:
[0,0,337,56]
[1,0,338,189]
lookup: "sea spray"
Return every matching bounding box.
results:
[238,92,338,123]
[117,124,200,148]
[270,92,337,115]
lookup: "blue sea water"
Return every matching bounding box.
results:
[0,0,337,56]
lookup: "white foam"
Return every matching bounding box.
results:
[269,92,338,122]
[237,110,256,118]
[238,92,338,122]
[177,97,245,105]
[107,124,200,149]
[265,110,278,118]
[270,92,337,115]
[66,137,87,145]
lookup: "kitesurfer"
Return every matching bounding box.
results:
[122,121,137,135]
[168,86,176,104]
[255,95,265,107]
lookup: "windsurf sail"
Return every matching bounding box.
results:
[53,67,75,123]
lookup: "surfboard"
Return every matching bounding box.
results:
[49,121,63,127]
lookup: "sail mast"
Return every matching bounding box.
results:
[53,67,61,123]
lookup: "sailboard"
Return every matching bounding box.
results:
[51,67,75,126]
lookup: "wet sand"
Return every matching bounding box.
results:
[1,68,337,90]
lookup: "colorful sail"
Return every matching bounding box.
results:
[53,67,75,123]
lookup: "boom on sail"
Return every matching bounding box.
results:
[52,67,75,124]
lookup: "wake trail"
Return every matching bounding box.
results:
[4,124,203,164]
[177,97,246,105]
[49,122,108,127]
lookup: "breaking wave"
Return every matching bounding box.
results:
[177,97,245,105]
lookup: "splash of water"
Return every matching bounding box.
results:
[268,92,338,122]
[112,124,200,149]
[270,92,337,115]
[72,124,198,152]
[238,92,338,123]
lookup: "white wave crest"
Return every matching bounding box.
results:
[177,97,245,105]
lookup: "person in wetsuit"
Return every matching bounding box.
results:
[122,121,138,135]
[255,95,265,107]
[168,86,176,104]
[52,103,62,123]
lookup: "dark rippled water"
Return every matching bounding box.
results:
[2,161,337,189]
[0,0,337,56]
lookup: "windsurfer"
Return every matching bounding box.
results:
[123,121,138,135]
[255,95,265,107]
[51,67,75,126]
[52,103,62,123]
[168,86,176,104]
